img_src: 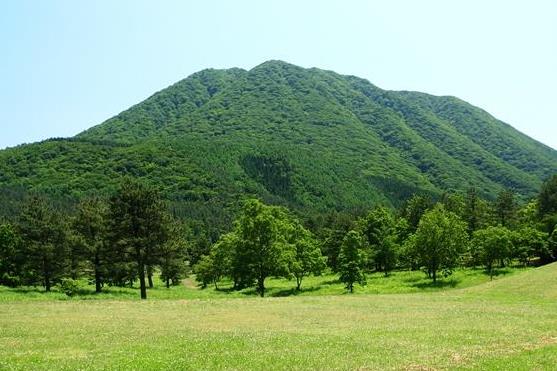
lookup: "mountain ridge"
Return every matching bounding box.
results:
[1,60,555,225]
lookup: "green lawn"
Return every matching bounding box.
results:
[0,266,530,302]
[1,264,556,370]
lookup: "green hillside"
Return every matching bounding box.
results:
[1,60,555,222]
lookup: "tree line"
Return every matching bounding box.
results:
[1,175,557,298]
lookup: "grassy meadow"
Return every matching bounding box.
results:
[1,264,556,370]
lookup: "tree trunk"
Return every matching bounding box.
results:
[349,282,353,293]
[136,251,147,299]
[147,266,154,288]
[166,278,170,289]
[45,275,51,292]
[43,256,51,292]
[94,253,102,293]
[432,269,437,283]
[296,276,302,291]
[258,276,265,297]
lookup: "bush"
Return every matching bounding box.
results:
[58,278,82,297]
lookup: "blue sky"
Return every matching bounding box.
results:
[1,0,556,149]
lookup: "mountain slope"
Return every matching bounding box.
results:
[1,60,555,224]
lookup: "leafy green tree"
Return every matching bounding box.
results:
[401,194,433,232]
[289,221,325,290]
[359,206,398,275]
[72,197,108,293]
[440,192,465,217]
[338,230,367,293]
[0,223,23,286]
[193,254,216,289]
[495,189,517,227]
[17,195,67,291]
[412,204,468,282]
[193,232,235,289]
[108,180,170,299]
[511,227,549,266]
[232,199,294,297]
[472,226,513,279]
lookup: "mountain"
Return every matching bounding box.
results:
[1,60,556,225]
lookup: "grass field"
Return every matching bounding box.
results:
[1,265,556,370]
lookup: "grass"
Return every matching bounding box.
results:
[0,266,529,301]
[0,264,556,370]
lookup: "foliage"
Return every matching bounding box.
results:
[538,174,557,216]
[288,221,325,290]
[358,206,398,275]
[0,223,22,287]
[338,230,367,293]
[107,179,170,299]
[0,61,555,234]
[17,195,67,291]
[57,278,82,297]
[495,188,517,227]
[72,197,108,292]
[472,226,513,279]
[411,204,468,282]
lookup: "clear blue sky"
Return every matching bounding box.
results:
[1,0,556,149]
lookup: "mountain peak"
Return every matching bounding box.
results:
[1,62,556,221]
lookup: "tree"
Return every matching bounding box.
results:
[472,226,512,279]
[495,189,517,227]
[338,230,367,293]
[359,206,398,275]
[108,180,170,299]
[319,212,354,271]
[401,195,433,233]
[549,227,557,261]
[538,174,557,216]
[412,204,468,282]
[0,223,23,287]
[17,195,67,291]
[289,221,325,290]
[72,197,108,293]
[463,187,490,234]
[511,227,549,266]
[232,199,294,297]
[193,254,217,289]
[159,223,187,288]
[440,192,465,217]
[193,232,235,289]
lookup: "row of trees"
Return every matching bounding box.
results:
[1,175,557,297]
[195,176,557,293]
[0,180,185,299]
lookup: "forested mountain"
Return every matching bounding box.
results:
[1,60,556,227]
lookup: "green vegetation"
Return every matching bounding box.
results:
[0,264,555,370]
[1,61,557,368]
[1,61,556,231]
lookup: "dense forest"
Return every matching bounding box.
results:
[1,61,556,298]
[1,61,556,237]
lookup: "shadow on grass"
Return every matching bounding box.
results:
[410,279,460,289]
[237,285,322,297]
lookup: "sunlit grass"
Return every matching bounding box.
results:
[0,264,555,369]
[0,266,530,302]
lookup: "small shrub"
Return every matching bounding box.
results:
[58,278,82,297]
